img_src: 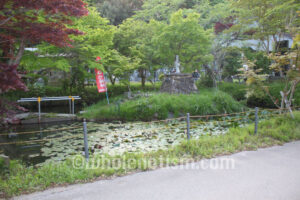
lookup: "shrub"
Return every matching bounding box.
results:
[218,82,247,101]
[246,81,300,108]
[197,75,214,88]
[218,81,300,108]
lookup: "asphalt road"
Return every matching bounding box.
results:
[15,141,300,200]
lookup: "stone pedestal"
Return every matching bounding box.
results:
[160,73,198,94]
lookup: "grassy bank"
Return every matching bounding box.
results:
[81,89,245,121]
[1,112,300,198]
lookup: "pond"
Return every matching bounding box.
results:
[1,110,271,166]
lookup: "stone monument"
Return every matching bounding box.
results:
[160,55,198,94]
[175,55,180,73]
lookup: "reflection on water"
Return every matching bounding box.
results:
[0,118,243,166]
[0,111,264,166]
[0,121,83,165]
[24,104,84,114]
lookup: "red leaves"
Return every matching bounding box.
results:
[0,0,88,48]
[12,0,88,16]
[0,0,88,124]
[0,98,27,125]
[214,22,233,34]
[0,63,27,125]
[0,63,27,94]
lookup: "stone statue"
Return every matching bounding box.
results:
[174,55,180,73]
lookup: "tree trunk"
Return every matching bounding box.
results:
[8,38,25,66]
[108,74,115,85]
[280,92,285,114]
[139,69,146,87]
[280,91,294,119]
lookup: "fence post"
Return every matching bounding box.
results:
[187,113,190,140]
[255,107,259,134]
[72,97,75,115]
[83,119,89,161]
[69,96,72,114]
[38,97,41,123]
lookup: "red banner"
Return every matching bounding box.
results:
[95,68,107,93]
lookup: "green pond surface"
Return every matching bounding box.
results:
[0,110,274,166]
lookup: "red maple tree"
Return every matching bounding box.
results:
[214,22,233,34]
[0,0,88,124]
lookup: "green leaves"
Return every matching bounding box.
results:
[154,10,213,71]
[21,6,114,73]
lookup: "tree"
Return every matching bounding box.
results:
[102,49,136,85]
[114,18,164,86]
[22,7,115,92]
[243,48,271,74]
[221,47,242,80]
[0,0,88,66]
[230,0,299,54]
[0,0,88,124]
[154,10,213,72]
[237,1,300,118]
[0,0,88,93]
[134,0,186,22]
[95,0,144,25]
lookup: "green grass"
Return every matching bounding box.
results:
[81,89,245,121]
[1,112,300,198]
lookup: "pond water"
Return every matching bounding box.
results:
[0,114,257,166]
[24,104,84,114]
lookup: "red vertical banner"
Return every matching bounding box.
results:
[95,68,107,93]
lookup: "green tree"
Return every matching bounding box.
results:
[21,7,115,91]
[243,48,271,74]
[154,10,213,72]
[134,0,192,22]
[114,18,165,86]
[221,47,242,80]
[94,0,144,25]
[102,49,136,85]
[230,0,299,53]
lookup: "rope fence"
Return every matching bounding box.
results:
[0,126,83,136]
[0,134,82,146]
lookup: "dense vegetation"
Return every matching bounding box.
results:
[1,0,299,122]
[0,0,299,198]
[218,81,300,108]
[1,112,300,198]
[2,83,161,107]
[81,90,245,121]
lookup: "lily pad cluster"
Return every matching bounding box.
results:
[38,117,251,164]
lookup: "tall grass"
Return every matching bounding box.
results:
[1,112,300,198]
[82,90,245,121]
